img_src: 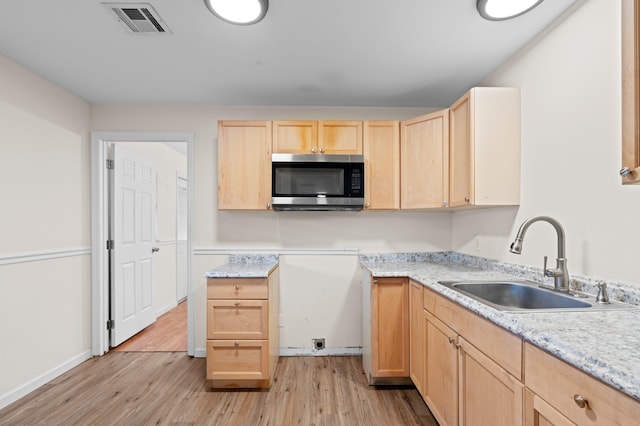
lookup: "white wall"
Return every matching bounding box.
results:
[453,0,640,286]
[118,142,187,314]
[0,56,91,405]
[91,105,452,354]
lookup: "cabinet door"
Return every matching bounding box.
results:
[423,310,458,426]
[458,336,523,426]
[363,121,400,210]
[525,388,576,426]
[400,109,449,209]
[318,120,363,154]
[218,121,272,210]
[409,280,424,395]
[449,92,472,207]
[370,277,409,378]
[272,120,318,154]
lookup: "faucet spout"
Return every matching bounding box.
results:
[509,216,570,292]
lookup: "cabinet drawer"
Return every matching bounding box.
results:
[433,290,522,380]
[207,300,269,340]
[206,340,269,381]
[207,278,268,299]
[524,343,640,425]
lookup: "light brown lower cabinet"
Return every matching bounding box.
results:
[409,280,425,395]
[407,282,640,426]
[524,343,640,425]
[362,272,410,384]
[206,267,279,388]
[419,284,524,426]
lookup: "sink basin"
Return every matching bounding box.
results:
[437,280,635,312]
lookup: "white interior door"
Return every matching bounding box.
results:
[176,175,188,301]
[110,144,158,346]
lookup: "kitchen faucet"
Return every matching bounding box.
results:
[509,216,570,292]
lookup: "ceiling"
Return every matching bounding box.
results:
[0,0,579,107]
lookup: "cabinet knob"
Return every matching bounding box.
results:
[620,167,632,177]
[373,279,378,285]
[312,148,317,154]
[235,285,239,291]
[442,200,448,207]
[319,148,325,153]
[464,196,470,203]
[573,394,589,409]
[448,337,454,344]
[234,302,240,307]
[234,341,239,347]
[266,202,271,209]
[365,203,370,209]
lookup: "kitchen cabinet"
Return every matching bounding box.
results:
[362,271,410,384]
[449,87,520,207]
[363,121,400,210]
[421,286,524,426]
[272,120,363,154]
[217,120,272,210]
[621,0,640,184]
[400,109,449,209]
[409,280,424,396]
[524,342,640,425]
[206,268,280,388]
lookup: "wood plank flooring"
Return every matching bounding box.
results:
[113,301,187,352]
[0,354,438,425]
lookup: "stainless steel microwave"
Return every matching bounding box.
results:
[271,154,365,211]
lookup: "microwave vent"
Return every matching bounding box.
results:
[102,3,171,34]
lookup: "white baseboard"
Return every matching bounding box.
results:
[193,347,362,358]
[279,347,362,356]
[0,350,92,410]
[156,301,178,317]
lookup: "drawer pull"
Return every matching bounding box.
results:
[234,341,239,347]
[448,337,454,344]
[235,302,240,307]
[235,285,240,291]
[573,394,589,409]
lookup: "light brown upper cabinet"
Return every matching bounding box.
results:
[621,0,640,184]
[272,120,363,154]
[449,87,521,208]
[400,110,450,209]
[363,121,400,210]
[217,120,273,210]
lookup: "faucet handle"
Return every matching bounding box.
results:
[543,256,550,276]
[596,282,610,304]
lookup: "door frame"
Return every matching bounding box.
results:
[91,131,195,356]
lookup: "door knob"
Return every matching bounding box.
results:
[152,247,160,253]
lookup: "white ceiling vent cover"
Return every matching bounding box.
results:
[102,3,171,34]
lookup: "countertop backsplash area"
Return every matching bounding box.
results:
[359,251,640,307]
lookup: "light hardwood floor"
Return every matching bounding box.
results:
[0,355,438,425]
[113,301,187,352]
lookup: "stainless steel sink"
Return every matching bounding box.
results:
[437,280,635,312]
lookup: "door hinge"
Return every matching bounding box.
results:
[106,240,114,250]
[107,320,115,330]
[106,159,114,169]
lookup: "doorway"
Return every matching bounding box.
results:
[91,132,194,356]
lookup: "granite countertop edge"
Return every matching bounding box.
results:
[204,254,279,278]
[360,253,640,402]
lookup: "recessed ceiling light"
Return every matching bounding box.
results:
[204,0,268,25]
[477,0,544,21]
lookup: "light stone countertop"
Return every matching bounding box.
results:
[360,252,640,402]
[205,254,279,278]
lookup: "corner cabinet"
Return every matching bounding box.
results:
[449,87,521,207]
[217,121,272,210]
[400,110,450,209]
[206,267,280,388]
[362,270,410,384]
[363,121,400,210]
[272,120,363,154]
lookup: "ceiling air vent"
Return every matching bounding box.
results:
[102,3,171,34]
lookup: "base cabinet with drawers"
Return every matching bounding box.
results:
[206,268,279,388]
